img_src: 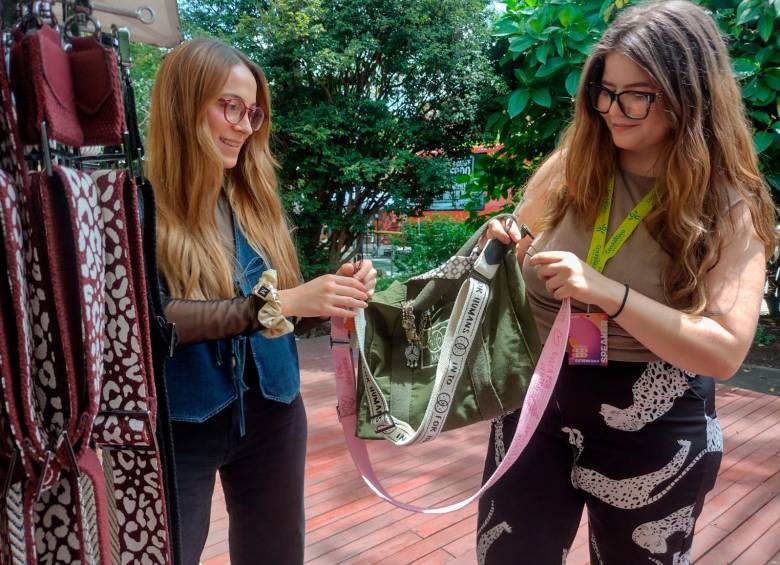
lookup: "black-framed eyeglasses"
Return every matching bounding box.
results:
[586,82,662,120]
[218,97,266,131]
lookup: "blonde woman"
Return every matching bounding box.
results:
[147,38,376,565]
[479,2,776,563]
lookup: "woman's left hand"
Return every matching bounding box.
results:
[528,251,613,306]
[336,259,378,299]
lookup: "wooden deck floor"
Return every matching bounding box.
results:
[200,337,780,565]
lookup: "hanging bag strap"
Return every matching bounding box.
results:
[26,166,109,564]
[90,169,172,565]
[0,38,36,565]
[0,170,34,565]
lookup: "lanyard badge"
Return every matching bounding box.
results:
[568,312,609,366]
[568,177,655,366]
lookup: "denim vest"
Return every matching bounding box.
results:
[165,214,300,434]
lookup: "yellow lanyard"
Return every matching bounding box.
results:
[586,177,655,273]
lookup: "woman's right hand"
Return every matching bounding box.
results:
[279,274,369,319]
[482,216,524,245]
[480,215,535,260]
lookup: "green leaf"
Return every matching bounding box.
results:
[536,57,567,78]
[753,131,774,153]
[494,18,523,37]
[569,41,592,56]
[527,17,544,36]
[733,58,759,79]
[555,33,565,56]
[565,69,581,97]
[763,68,780,91]
[758,12,774,42]
[508,89,531,118]
[535,43,551,64]
[755,47,774,64]
[773,120,780,135]
[509,36,536,53]
[736,0,762,24]
[751,110,772,125]
[541,118,560,139]
[514,67,529,83]
[558,5,576,27]
[531,87,552,108]
[755,82,776,105]
[743,77,760,98]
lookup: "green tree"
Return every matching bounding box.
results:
[180,0,501,277]
[467,0,780,224]
[128,42,166,139]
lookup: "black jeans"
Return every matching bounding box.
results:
[172,389,307,565]
[478,360,721,565]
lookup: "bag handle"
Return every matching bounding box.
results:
[332,298,569,513]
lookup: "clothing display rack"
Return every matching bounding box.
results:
[0,1,181,562]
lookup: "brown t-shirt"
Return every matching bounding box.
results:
[521,169,666,362]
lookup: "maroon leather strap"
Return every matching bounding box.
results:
[10,25,84,147]
[69,36,126,147]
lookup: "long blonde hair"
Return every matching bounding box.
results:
[147,38,301,300]
[541,0,777,313]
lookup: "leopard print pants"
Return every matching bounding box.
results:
[478,361,721,565]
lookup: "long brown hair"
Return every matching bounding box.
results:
[147,38,301,299]
[541,0,776,313]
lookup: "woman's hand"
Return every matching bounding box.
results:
[336,259,378,298]
[481,216,536,259]
[481,216,524,246]
[528,251,624,311]
[279,273,369,319]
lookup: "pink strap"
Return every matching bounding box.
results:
[331,298,570,514]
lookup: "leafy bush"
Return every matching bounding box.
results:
[466,0,780,224]
[390,216,474,279]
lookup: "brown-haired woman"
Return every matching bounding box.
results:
[478,1,777,563]
[147,38,376,565]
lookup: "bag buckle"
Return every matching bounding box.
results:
[1,450,19,502]
[370,412,396,434]
[93,409,158,451]
[156,315,177,357]
[35,430,80,501]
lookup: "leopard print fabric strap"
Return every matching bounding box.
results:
[25,167,108,564]
[0,39,36,565]
[91,169,172,564]
[0,171,33,565]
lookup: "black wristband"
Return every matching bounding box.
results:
[609,283,630,319]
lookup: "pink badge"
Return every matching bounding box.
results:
[568,312,608,366]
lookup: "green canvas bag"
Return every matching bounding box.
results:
[353,219,543,445]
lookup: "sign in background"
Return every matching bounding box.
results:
[429,156,483,211]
